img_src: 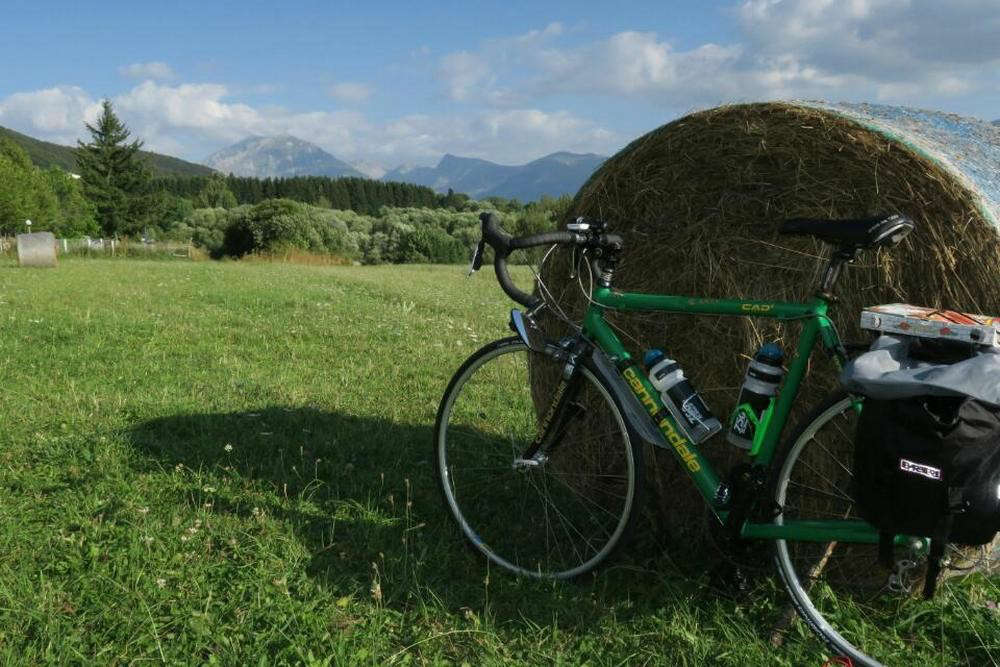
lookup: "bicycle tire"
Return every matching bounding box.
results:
[434,336,643,579]
[772,391,1000,666]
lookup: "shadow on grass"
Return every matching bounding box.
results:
[126,406,734,632]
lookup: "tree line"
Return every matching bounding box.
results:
[153,174,464,214]
[0,100,566,263]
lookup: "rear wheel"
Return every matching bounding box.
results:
[772,392,1000,666]
[434,337,643,578]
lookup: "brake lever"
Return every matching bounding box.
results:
[467,239,486,277]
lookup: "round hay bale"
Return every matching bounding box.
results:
[538,102,1000,556]
[16,232,58,268]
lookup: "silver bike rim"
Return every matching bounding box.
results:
[437,340,637,579]
[773,395,880,667]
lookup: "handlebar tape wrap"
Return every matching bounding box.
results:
[479,212,579,308]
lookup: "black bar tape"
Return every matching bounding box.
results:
[479,211,580,308]
[509,231,578,249]
[494,255,540,309]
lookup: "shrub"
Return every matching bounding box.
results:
[219,199,357,259]
[185,196,561,265]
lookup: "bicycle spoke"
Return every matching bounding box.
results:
[548,473,623,527]
[536,472,597,564]
[786,478,854,506]
[534,471,588,570]
[436,339,639,579]
[809,436,854,481]
[795,458,853,503]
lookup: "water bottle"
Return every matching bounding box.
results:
[644,349,722,444]
[727,343,785,449]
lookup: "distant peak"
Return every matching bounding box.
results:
[437,153,497,168]
[231,134,307,148]
[204,134,365,179]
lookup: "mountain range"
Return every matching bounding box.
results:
[383,152,605,201]
[0,124,214,177]
[2,124,606,201]
[207,134,606,201]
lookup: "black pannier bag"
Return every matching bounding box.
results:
[853,394,1000,597]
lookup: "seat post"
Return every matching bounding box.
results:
[817,247,860,300]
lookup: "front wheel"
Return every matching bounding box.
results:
[772,392,1000,666]
[434,336,643,579]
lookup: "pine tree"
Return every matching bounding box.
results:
[75,99,152,237]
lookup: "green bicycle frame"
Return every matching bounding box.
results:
[582,287,877,544]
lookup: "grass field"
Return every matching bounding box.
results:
[0,258,979,665]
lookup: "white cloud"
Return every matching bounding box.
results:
[435,2,1000,111]
[738,0,1000,69]
[733,0,1000,105]
[111,82,375,158]
[533,32,747,99]
[328,82,373,104]
[0,81,617,169]
[513,21,564,47]
[375,109,618,165]
[436,25,756,108]
[0,86,102,145]
[116,81,263,137]
[118,61,175,80]
[439,51,494,102]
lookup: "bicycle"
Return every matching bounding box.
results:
[434,211,1000,666]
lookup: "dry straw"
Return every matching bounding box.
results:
[537,102,1000,556]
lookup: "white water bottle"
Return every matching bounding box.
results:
[644,349,722,443]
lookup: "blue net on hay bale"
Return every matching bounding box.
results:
[819,102,999,226]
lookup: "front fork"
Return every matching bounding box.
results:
[515,336,588,468]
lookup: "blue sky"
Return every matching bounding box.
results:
[2,0,998,174]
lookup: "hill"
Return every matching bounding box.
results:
[485,152,606,201]
[0,125,215,177]
[384,154,518,198]
[383,151,605,201]
[204,135,366,179]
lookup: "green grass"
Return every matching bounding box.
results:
[0,258,980,664]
